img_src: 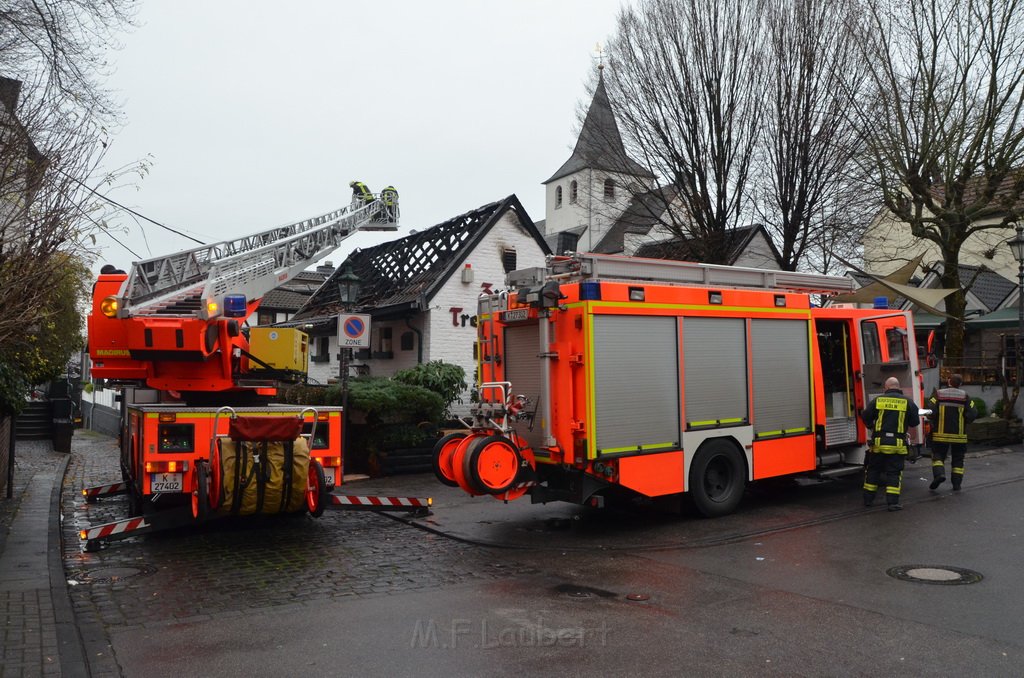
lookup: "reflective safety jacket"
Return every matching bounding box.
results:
[351,181,373,203]
[380,186,398,205]
[862,388,921,454]
[929,387,977,444]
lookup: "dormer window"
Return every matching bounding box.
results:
[555,185,563,209]
[570,180,578,204]
[604,178,615,199]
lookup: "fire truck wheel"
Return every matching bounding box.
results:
[432,432,467,487]
[306,459,329,518]
[191,461,210,520]
[689,439,746,518]
[463,435,522,495]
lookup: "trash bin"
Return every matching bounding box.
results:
[51,398,74,454]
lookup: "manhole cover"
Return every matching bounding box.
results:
[553,583,616,599]
[74,565,157,584]
[887,565,983,585]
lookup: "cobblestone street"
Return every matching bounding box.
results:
[59,431,516,675]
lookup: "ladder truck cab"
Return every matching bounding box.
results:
[82,195,429,550]
[433,253,926,517]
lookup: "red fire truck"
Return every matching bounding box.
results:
[433,253,925,516]
[81,195,429,550]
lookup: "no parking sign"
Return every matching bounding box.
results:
[338,313,371,348]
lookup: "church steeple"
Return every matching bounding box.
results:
[544,69,654,185]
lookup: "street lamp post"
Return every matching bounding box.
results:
[1006,223,1024,395]
[335,263,362,476]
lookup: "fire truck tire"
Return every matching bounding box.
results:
[432,432,467,487]
[191,461,210,520]
[307,460,329,518]
[689,439,746,518]
[463,435,522,495]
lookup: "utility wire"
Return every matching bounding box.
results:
[72,201,142,259]
[59,169,206,246]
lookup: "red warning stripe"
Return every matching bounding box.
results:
[80,517,150,541]
[83,482,128,499]
[329,495,430,508]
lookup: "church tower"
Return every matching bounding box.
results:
[542,66,655,253]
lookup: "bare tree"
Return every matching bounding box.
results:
[849,0,1024,363]
[753,0,876,272]
[602,0,766,263]
[0,1,135,413]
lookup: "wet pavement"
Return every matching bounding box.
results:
[4,429,1022,676]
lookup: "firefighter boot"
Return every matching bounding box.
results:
[952,468,964,491]
[863,490,876,507]
[929,460,945,490]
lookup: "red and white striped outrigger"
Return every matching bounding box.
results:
[80,484,432,552]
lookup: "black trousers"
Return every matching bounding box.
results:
[863,452,906,505]
[931,441,966,488]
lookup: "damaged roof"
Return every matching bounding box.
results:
[292,194,547,322]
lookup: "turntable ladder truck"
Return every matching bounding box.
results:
[432,252,926,517]
[82,194,429,551]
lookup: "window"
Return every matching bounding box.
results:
[556,231,579,255]
[604,178,615,199]
[502,247,517,273]
[400,331,415,351]
[316,336,329,357]
[257,311,274,326]
[570,180,578,204]
[555,185,562,208]
[885,327,908,362]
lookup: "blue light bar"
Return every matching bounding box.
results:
[873,296,889,310]
[224,294,248,318]
[580,281,602,301]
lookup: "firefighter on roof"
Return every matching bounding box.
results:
[861,376,921,511]
[928,373,977,491]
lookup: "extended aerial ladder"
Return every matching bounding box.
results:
[89,198,398,393]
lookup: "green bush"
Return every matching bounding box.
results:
[392,361,466,417]
[972,398,988,418]
[992,399,1004,418]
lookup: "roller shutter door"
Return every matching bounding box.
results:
[503,324,544,449]
[682,317,748,427]
[593,315,679,455]
[751,318,811,437]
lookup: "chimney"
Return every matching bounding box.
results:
[0,77,22,113]
[316,261,335,276]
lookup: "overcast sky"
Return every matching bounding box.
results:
[93,0,628,271]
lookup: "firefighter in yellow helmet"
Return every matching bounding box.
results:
[927,373,977,491]
[861,376,921,511]
[349,180,374,207]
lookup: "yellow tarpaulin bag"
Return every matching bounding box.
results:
[216,417,311,516]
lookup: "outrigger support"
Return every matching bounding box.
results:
[79,490,433,551]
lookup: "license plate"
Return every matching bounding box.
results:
[322,466,336,487]
[502,308,529,322]
[151,473,183,493]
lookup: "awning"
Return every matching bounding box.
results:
[912,312,946,330]
[965,308,1024,329]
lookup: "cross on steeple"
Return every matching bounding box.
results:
[593,42,606,71]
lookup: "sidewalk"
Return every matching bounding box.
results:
[0,439,88,678]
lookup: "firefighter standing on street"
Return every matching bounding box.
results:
[350,180,374,207]
[861,376,921,511]
[928,373,977,491]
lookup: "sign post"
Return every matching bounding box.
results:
[337,314,371,476]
